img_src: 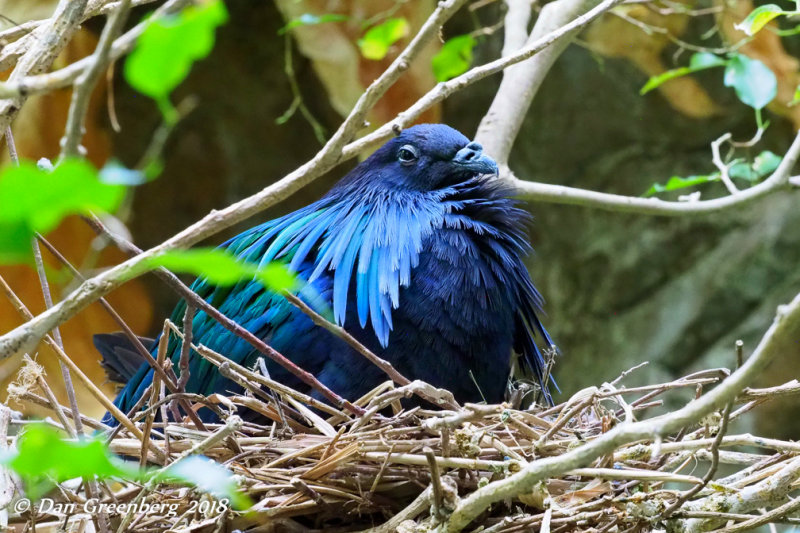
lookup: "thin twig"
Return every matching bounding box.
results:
[424,447,444,516]
[59,0,131,159]
[6,124,88,442]
[0,274,164,461]
[662,400,734,518]
[35,233,207,431]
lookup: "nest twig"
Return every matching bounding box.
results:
[5,354,800,533]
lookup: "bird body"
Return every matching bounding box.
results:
[101,124,554,423]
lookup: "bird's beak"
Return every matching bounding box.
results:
[452,141,499,176]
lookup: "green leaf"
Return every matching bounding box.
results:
[148,248,299,292]
[0,221,35,264]
[753,150,782,176]
[358,18,408,60]
[790,84,800,106]
[156,456,251,509]
[147,249,251,285]
[2,424,140,498]
[729,151,782,183]
[734,4,788,36]
[431,35,476,82]
[729,161,759,181]
[689,52,728,69]
[278,13,348,34]
[255,263,299,293]
[0,159,125,264]
[643,174,719,197]
[99,160,147,185]
[3,424,251,507]
[125,0,229,100]
[724,54,777,110]
[640,52,727,95]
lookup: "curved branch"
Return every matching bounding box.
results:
[476,0,602,164]
[511,128,800,216]
[0,0,89,136]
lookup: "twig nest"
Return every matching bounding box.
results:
[519,480,550,509]
[453,428,481,458]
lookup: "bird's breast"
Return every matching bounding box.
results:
[375,228,518,402]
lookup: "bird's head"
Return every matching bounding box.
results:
[350,124,499,192]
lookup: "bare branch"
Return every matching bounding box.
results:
[477,0,603,164]
[511,128,800,215]
[501,0,532,57]
[60,0,132,160]
[0,0,89,140]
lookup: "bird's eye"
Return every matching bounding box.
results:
[397,145,418,165]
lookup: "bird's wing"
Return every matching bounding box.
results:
[110,203,330,414]
[110,193,449,417]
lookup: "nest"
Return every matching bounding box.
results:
[5,345,800,533]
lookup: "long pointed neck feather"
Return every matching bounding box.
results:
[231,176,534,347]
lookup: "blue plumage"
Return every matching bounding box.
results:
[101,124,556,424]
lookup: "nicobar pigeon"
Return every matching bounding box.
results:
[96,124,557,424]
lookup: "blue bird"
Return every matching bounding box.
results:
[96,124,556,424]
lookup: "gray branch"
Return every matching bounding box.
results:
[476,0,602,164]
[510,127,800,214]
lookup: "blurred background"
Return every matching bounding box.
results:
[1,0,798,438]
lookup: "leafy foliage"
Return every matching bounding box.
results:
[723,54,777,110]
[735,4,791,36]
[0,159,125,264]
[1,424,139,498]
[358,18,408,60]
[431,35,476,82]
[2,423,250,508]
[147,248,299,292]
[644,151,782,197]
[125,0,229,118]
[641,52,777,111]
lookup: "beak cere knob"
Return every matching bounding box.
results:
[453,141,499,175]
[455,142,484,163]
